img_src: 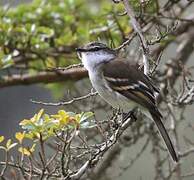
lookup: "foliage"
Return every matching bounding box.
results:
[0,0,127,68]
[0,0,157,97]
[0,109,94,155]
[0,108,97,179]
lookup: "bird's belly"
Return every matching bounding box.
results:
[89,73,139,112]
[98,87,151,118]
[100,88,136,110]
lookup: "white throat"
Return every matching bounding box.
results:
[81,51,115,72]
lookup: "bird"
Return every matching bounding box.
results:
[76,41,178,162]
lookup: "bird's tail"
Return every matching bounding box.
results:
[149,109,179,162]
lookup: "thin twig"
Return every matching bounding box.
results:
[50,63,83,71]
[31,91,98,106]
[114,32,136,51]
[0,151,9,177]
[122,0,150,75]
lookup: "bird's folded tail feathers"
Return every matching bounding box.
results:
[149,109,179,162]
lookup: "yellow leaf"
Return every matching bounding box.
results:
[5,139,17,151]
[36,109,44,121]
[44,114,51,122]
[45,57,56,68]
[34,132,40,139]
[58,110,69,119]
[30,114,37,122]
[19,119,30,126]
[30,144,36,152]
[18,147,31,156]
[15,132,25,144]
[0,136,4,143]
[24,132,34,140]
[31,109,44,122]
[75,114,81,123]
[52,110,70,126]
[124,26,133,35]
[18,144,36,156]
[51,114,61,119]
[6,139,11,149]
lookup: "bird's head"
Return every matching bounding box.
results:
[76,42,117,71]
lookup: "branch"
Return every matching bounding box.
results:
[69,113,137,180]
[166,27,194,87]
[0,67,88,88]
[70,161,90,180]
[91,144,121,180]
[50,63,83,71]
[122,0,150,75]
[179,147,194,158]
[177,86,194,105]
[31,90,98,106]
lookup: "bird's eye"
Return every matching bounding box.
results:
[90,46,102,51]
[93,47,100,51]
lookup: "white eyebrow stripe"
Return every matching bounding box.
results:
[105,76,129,83]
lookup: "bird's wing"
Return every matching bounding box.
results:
[103,59,158,109]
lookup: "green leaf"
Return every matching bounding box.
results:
[6,139,11,149]
[20,121,37,131]
[0,54,14,68]
[6,139,17,151]
[79,112,95,129]
[0,136,4,143]
[80,112,94,123]
[36,26,55,38]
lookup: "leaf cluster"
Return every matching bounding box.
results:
[0,109,94,156]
